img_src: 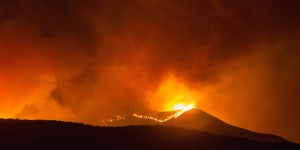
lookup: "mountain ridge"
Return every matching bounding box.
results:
[107,108,290,143]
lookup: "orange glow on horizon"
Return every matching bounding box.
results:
[147,74,200,112]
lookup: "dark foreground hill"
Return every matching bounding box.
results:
[0,119,298,150]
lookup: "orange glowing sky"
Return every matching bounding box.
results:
[0,0,300,142]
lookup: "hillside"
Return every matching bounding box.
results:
[106,109,289,143]
[0,119,298,150]
[164,109,288,143]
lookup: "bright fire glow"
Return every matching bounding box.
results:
[173,103,195,111]
[147,74,200,112]
[132,74,199,123]
[104,75,198,124]
[131,102,195,123]
[104,102,195,124]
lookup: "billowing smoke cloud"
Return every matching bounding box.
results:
[0,0,299,142]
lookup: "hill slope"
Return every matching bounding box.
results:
[165,109,288,143]
[107,109,289,143]
[0,119,298,150]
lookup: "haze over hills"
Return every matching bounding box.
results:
[106,108,290,143]
[0,119,298,150]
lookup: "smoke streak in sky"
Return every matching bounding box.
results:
[0,0,299,142]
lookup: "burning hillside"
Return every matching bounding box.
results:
[105,108,289,143]
[104,100,195,125]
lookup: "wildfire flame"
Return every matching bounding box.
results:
[132,102,195,123]
[146,75,197,120]
[103,102,195,125]
[173,103,195,111]
[147,74,200,111]
[104,75,197,125]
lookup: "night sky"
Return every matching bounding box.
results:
[0,0,299,142]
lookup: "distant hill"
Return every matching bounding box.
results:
[107,109,290,143]
[0,119,298,150]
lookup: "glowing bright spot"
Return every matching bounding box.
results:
[173,103,195,111]
[146,74,200,112]
[127,102,195,123]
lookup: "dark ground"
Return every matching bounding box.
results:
[0,119,298,150]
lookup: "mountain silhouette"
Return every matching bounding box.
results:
[106,108,289,143]
[0,119,298,150]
